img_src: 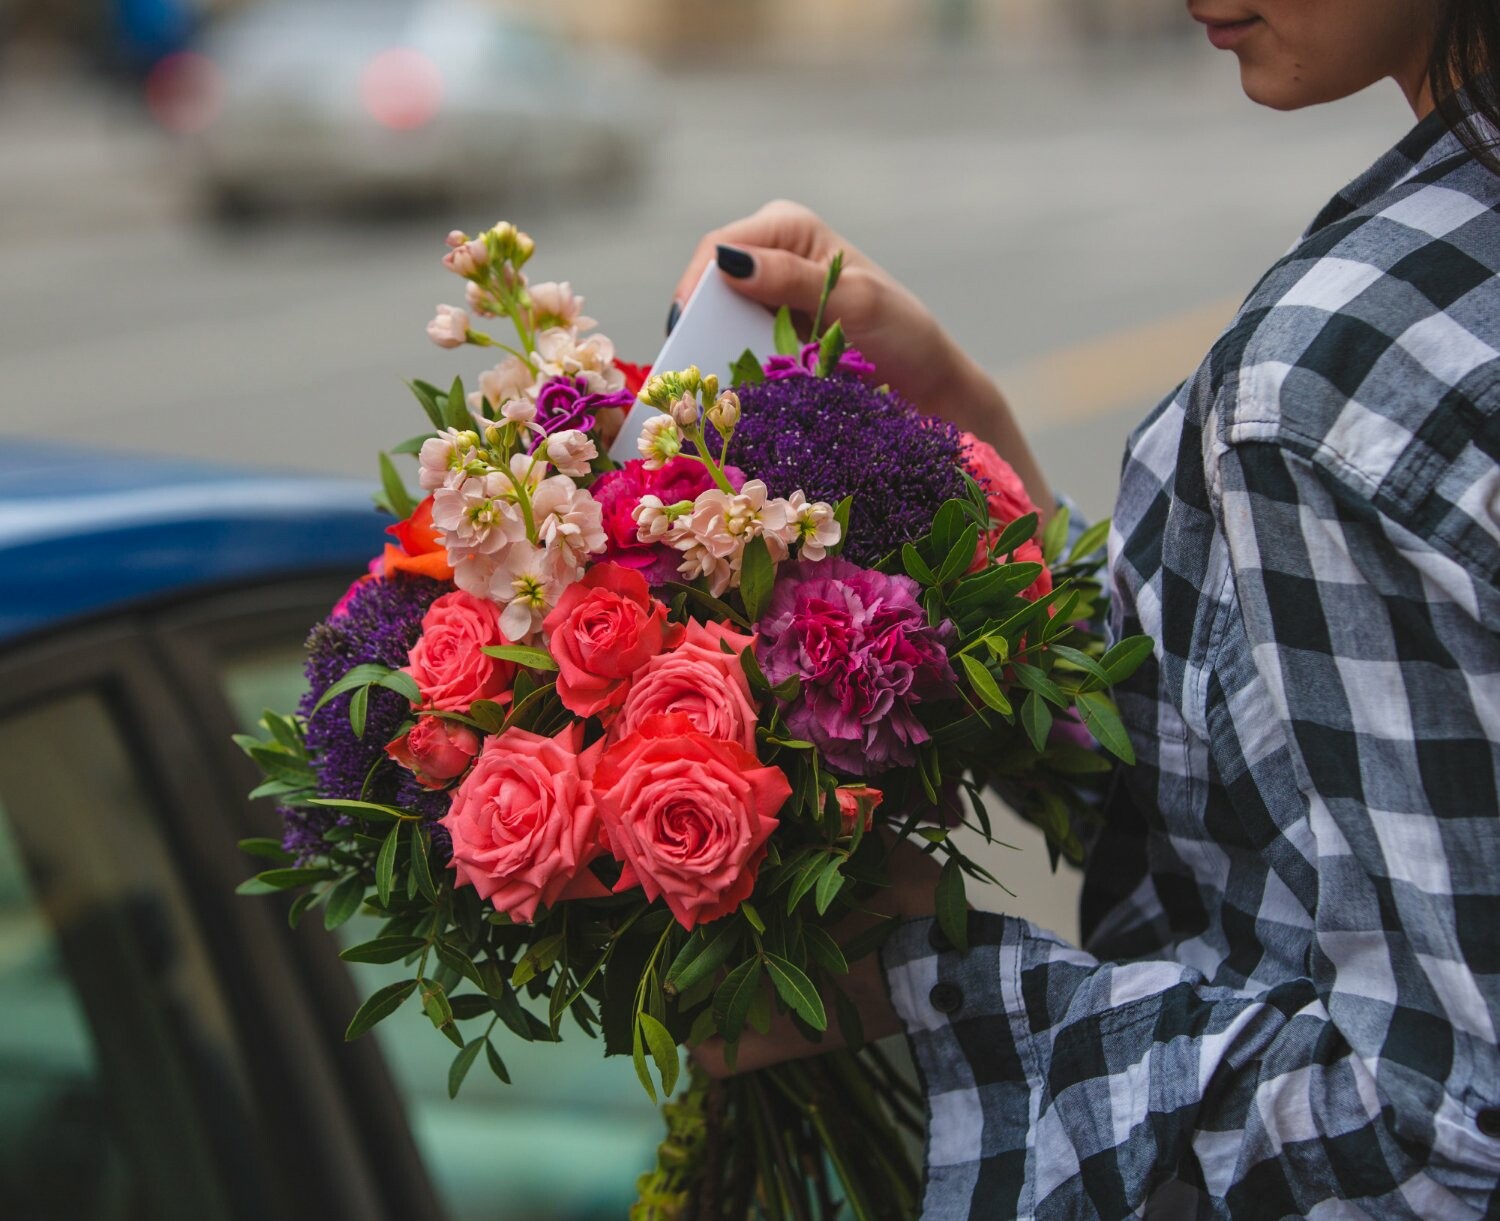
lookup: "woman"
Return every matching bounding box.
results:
[682,3,1500,1217]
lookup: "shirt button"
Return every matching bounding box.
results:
[928,923,953,953]
[1478,1109,1500,1138]
[929,982,964,1014]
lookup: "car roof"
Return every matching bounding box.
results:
[0,440,388,643]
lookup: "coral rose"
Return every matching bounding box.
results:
[611,620,760,753]
[386,716,480,789]
[594,714,790,930]
[440,724,608,923]
[404,590,516,712]
[541,562,679,718]
[960,433,1053,601]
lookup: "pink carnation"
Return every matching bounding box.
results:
[960,433,1053,601]
[757,558,957,774]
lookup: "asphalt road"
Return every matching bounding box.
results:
[0,40,1415,935]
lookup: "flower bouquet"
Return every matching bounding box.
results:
[237,222,1148,1219]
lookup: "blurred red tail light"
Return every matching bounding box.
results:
[360,48,444,131]
[144,51,226,135]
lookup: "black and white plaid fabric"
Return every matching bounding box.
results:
[882,100,1500,1218]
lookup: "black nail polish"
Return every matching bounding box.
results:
[666,300,681,335]
[716,245,754,279]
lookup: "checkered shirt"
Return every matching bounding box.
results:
[882,102,1500,1218]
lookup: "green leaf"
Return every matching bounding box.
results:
[340,935,426,964]
[480,644,559,671]
[929,500,966,557]
[713,957,763,1043]
[310,663,396,715]
[435,942,485,990]
[802,925,849,975]
[421,980,460,1046]
[238,837,292,862]
[308,797,419,823]
[814,858,846,915]
[409,827,438,903]
[468,699,508,733]
[348,683,369,739]
[1068,518,1111,562]
[738,643,770,695]
[991,511,1040,559]
[1012,662,1068,707]
[485,1039,511,1083]
[828,494,853,558]
[390,431,437,456]
[738,535,775,623]
[840,918,898,963]
[949,562,1047,612]
[1021,691,1054,752]
[666,922,741,994]
[379,451,416,521]
[247,866,337,891]
[448,1039,484,1099]
[935,522,981,585]
[323,875,365,930]
[1048,643,1110,688]
[729,347,765,387]
[407,379,446,430]
[442,375,472,430]
[740,902,765,935]
[638,1012,680,1097]
[764,953,826,1030]
[631,1022,657,1103]
[902,543,935,585]
[1100,635,1154,685]
[772,306,799,357]
[345,980,417,1040]
[815,319,846,377]
[375,823,400,905]
[377,670,422,704]
[1042,505,1070,565]
[810,250,844,340]
[1043,743,1114,775]
[287,890,319,929]
[935,856,969,953]
[511,932,565,987]
[959,653,1012,715]
[1075,690,1136,764]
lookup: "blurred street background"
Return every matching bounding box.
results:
[0,0,1414,936]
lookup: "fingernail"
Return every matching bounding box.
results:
[666,300,681,336]
[716,245,754,279]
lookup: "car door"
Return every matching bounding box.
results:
[0,586,438,1221]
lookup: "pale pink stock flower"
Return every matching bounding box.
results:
[489,542,569,642]
[632,495,675,542]
[501,397,540,434]
[418,428,479,492]
[782,490,842,561]
[443,237,490,278]
[452,552,501,599]
[637,415,681,469]
[432,473,526,559]
[532,477,607,576]
[465,280,499,317]
[526,281,596,333]
[670,394,700,429]
[503,451,545,500]
[531,327,624,395]
[671,481,793,596]
[426,305,470,349]
[544,430,597,478]
[445,230,466,248]
[478,355,537,411]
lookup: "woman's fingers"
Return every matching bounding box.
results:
[708,243,831,313]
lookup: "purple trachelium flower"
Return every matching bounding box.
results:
[757,558,957,775]
[528,374,636,449]
[763,342,877,381]
[281,573,452,859]
[728,372,967,566]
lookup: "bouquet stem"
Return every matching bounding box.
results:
[634,1050,924,1221]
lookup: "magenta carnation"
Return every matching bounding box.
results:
[763,342,876,381]
[592,457,745,587]
[757,557,957,774]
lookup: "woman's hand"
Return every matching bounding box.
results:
[690,838,943,1080]
[673,200,1053,513]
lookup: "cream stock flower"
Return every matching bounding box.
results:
[782,490,842,561]
[478,355,537,412]
[531,327,624,395]
[488,542,569,642]
[532,477,607,576]
[418,428,480,492]
[526,281,596,333]
[431,473,526,560]
[637,415,681,469]
[544,429,598,478]
[426,305,470,349]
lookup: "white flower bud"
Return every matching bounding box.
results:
[707,391,741,435]
[670,394,700,430]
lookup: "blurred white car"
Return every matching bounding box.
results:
[176,0,660,216]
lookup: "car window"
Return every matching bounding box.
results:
[217,635,661,1221]
[0,691,276,1221]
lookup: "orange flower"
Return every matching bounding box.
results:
[383,496,455,581]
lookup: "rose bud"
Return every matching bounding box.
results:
[386,717,482,789]
[834,785,884,837]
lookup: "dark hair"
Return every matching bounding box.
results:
[1430,0,1500,172]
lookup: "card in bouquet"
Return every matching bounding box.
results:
[608,263,776,462]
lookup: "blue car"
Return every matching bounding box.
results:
[0,441,658,1221]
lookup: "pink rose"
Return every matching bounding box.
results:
[594,713,790,930]
[386,717,480,789]
[405,590,517,712]
[611,620,760,752]
[440,723,608,923]
[541,562,680,718]
[834,785,883,836]
[960,432,1053,601]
